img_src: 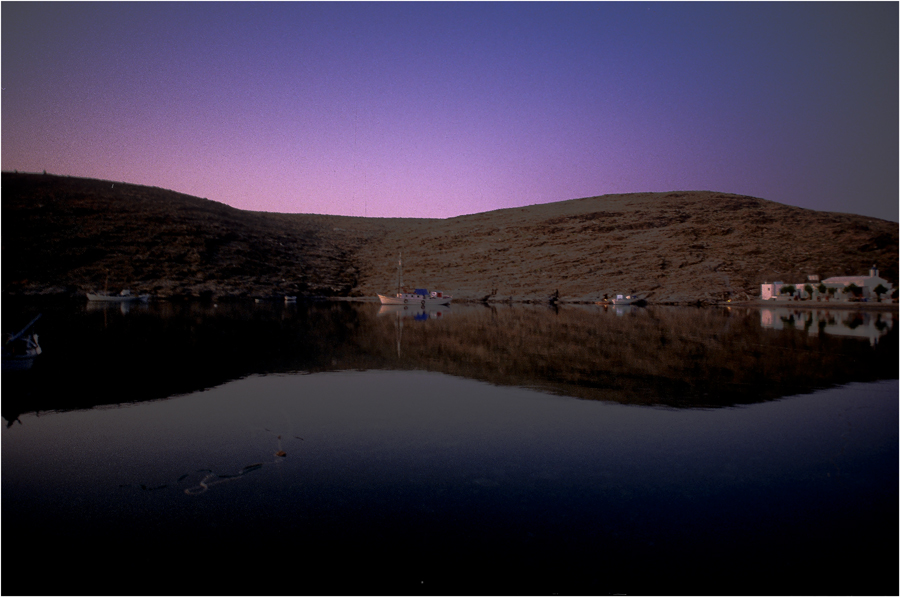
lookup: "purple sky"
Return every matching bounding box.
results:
[3,2,897,221]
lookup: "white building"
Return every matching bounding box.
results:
[821,265,893,300]
[760,281,785,301]
[761,265,893,301]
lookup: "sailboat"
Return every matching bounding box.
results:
[86,273,149,303]
[377,253,452,306]
[86,289,150,303]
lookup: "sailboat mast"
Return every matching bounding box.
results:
[397,252,403,295]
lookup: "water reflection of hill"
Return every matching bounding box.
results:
[2,301,372,423]
[2,301,896,422]
[363,304,897,407]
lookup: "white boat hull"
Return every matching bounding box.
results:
[378,293,451,306]
[611,294,642,305]
[378,253,451,306]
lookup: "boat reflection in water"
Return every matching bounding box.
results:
[610,304,640,316]
[1,301,896,596]
[377,303,450,356]
[377,304,450,320]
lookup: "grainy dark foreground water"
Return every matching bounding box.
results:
[2,301,897,596]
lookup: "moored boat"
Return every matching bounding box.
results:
[86,289,150,302]
[377,290,452,306]
[611,294,643,305]
[377,253,451,306]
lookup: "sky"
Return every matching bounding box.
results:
[2,2,898,221]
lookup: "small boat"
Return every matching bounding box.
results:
[3,314,42,371]
[378,289,452,306]
[377,253,451,306]
[611,294,643,305]
[86,289,150,302]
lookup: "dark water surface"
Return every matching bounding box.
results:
[2,300,897,595]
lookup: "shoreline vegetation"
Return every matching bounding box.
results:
[3,171,897,306]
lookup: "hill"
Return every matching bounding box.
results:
[2,172,897,303]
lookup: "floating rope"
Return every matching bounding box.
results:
[120,431,301,496]
[184,463,264,495]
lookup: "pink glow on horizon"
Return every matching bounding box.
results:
[2,3,897,221]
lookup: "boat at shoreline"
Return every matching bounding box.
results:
[377,253,452,306]
[377,290,452,306]
[86,289,150,303]
[611,294,643,305]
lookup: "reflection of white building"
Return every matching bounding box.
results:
[759,307,894,346]
[761,265,894,301]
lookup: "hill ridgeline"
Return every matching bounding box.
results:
[3,172,897,304]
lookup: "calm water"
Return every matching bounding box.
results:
[2,300,897,595]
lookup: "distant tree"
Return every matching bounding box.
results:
[873,284,888,302]
[780,285,796,296]
[817,283,827,295]
[827,287,837,299]
[803,284,814,299]
[845,283,862,299]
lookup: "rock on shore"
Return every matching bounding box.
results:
[3,172,897,304]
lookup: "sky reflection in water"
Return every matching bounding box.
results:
[4,370,898,595]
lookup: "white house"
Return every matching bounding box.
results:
[760,281,785,301]
[761,265,893,301]
[760,276,819,300]
[821,265,893,300]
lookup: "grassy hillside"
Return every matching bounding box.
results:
[2,172,896,303]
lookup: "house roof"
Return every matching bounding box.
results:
[822,275,891,286]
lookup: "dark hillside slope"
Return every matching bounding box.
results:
[2,173,385,298]
[2,173,896,303]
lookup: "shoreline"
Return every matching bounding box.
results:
[4,290,898,312]
[312,296,900,311]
